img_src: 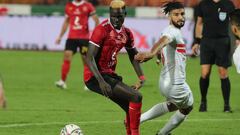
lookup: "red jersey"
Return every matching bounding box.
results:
[84,19,135,82]
[65,1,95,39]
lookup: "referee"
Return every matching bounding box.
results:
[192,0,235,112]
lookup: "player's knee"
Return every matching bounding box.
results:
[167,102,178,112]
[131,92,142,103]
[63,55,72,61]
[218,69,228,79]
[201,73,210,79]
[179,105,193,115]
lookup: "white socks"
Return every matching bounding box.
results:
[140,102,169,123]
[158,110,186,135]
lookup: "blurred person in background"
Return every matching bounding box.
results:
[230,9,240,74]
[135,2,193,135]
[84,0,145,135]
[0,76,6,109]
[192,0,235,112]
[88,0,99,6]
[55,0,99,89]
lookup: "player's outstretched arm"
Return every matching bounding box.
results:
[85,43,112,97]
[135,36,171,63]
[126,47,145,90]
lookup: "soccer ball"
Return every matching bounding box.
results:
[60,124,83,135]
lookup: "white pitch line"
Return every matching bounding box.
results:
[0,119,240,128]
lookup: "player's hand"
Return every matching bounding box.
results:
[99,80,112,98]
[55,37,61,45]
[156,59,161,65]
[192,44,200,56]
[135,52,153,63]
[236,40,240,46]
[131,79,145,90]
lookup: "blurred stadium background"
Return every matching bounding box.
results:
[0,0,240,135]
[0,0,239,53]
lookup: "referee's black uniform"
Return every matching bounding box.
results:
[198,0,234,67]
[196,0,235,112]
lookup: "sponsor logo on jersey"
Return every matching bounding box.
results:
[219,12,227,21]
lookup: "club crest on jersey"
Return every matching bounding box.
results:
[83,6,88,12]
[219,12,227,21]
[109,31,127,45]
[74,9,81,15]
[116,33,127,44]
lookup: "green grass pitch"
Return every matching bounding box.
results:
[0,50,239,135]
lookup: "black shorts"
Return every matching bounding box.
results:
[200,37,231,68]
[85,73,123,95]
[65,39,89,55]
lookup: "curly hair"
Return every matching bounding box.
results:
[162,1,184,15]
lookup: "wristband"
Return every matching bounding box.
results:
[194,37,201,44]
[139,75,145,81]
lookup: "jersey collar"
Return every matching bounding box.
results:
[72,0,85,6]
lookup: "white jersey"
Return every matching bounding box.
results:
[160,25,186,84]
[158,25,193,108]
[233,45,240,74]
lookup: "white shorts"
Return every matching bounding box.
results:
[159,77,194,109]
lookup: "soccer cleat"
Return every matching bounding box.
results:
[224,105,233,113]
[55,80,67,89]
[199,101,207,112]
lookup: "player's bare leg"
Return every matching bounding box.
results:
[0,80,6,109]
[199,64,212,112]
[113,83,142,135]
[56,50,73,89]
[156,105,193,135]
[79,50,90,91]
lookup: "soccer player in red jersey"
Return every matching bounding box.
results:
[55,0,99,89]
[84,1,145,135]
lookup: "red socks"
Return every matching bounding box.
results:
[61,60,71,81]
[124,114,131,135]
[129,102,142,135]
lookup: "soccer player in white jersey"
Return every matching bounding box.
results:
[230,9,240,74]
[135,2,193,135]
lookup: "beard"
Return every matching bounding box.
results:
[172,20,185,28]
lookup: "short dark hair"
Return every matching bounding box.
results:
[162,1,184,15]
[230,9,240,28]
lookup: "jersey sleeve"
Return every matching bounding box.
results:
[90,25,106,47]
[161,27,176,43]
[64,3,70,17]
[125,28,135,49]
[197,1,203,17]
[87,3,96,16]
